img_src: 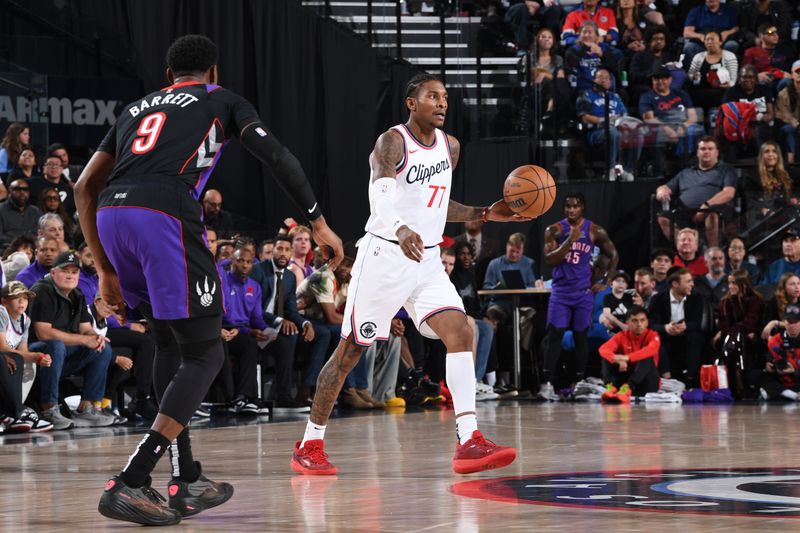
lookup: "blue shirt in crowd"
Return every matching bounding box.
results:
[639,88,694,124]
[763,258,800,286]
[222,268,268,335]
[685,4,738,34]
[577,88,628,129]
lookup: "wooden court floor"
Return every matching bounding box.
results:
[3,402,800,531]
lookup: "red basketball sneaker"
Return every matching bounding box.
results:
[452,430,517,474]
[291,440,338,475]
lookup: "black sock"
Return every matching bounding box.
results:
[169,428,200,482]
[120,429,171,488]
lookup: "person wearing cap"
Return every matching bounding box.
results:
[693,246,729,310]
[775,60,800,164]
[639,66,703,176]
[763,228,800,285]
[647,267,705,387]
[598,304,661,398]
[28,251,115,428]
[628,25,675,104]
[600,270,635,334]
[0,281,54,432]
[15,236,59,289]
[755,303,800,401]
[742,24,793,91]
[650,248,673,293]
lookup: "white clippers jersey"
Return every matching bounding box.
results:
[364,124,453,246]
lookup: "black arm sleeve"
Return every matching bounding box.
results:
[239,123,322,221]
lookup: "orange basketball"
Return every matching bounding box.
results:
[502,165,557,218]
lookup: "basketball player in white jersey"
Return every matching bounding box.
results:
[291,73,530,475]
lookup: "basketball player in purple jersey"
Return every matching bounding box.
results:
[538,193,617,400]
[74,35,343,526]
[291,73,531,476]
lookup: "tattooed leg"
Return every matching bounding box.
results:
[309,334,365,425]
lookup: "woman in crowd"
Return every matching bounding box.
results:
[744,141,799,228]
[0,122,30,174]
[6,146,38,185]
[530,27,563,135]
[38,187,77,243]
[688,30,738,119]
[616,0,646,58]
[763,272,800,340]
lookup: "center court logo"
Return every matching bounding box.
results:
[451,468,800,517]
[359,322,377,339]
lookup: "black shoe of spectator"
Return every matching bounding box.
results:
[273,397,311,413]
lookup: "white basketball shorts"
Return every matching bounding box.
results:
[341,233,465,346]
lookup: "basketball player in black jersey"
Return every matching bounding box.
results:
[75,35,343,526]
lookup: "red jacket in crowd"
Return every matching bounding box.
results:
[599,328,661,367]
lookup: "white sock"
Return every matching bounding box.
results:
[781,389,799,401]
[485,371,496,387]
[300,420,326,448]
[447,351,478,444]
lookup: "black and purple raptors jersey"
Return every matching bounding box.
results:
[97,80,260,199]
[551,218,594,294]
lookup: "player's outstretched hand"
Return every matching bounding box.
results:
[311,216,344,270]
[486,200,533,222]
[99,270,127,325]
[397,226,424,262]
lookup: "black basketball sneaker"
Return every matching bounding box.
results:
[98,475,181,526]
[167,462,234,517]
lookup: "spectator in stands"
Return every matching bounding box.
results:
[616,0,646,58]
[598,304,661,396]
[201,189,233,236]
[205,227,218,257]
[714,269,764,359]
[681,0,740,67]
[47,143,83,183]
[744,141,798,229]
[37,212,70,253]
[453,219,500,286]
[756,303,800,401]
[28,154,75,216]
[720,65,774,161]
[743,1,793,49]
[600,270,635,333]
[0,179,41,248]
[562,0,619,47]
[577,68,641,181]
[220,245,268,415]
[16,237,58,288]
[450,241,496,399]
[295,244,357,404]
[0,281,53,433]
[215,241,234,264]
[687,30,738,118]
[38,187,77,243]
[725,237,761,284]
[505,1,562,52]
[250,234,314,411]
[633,267,656,308]
[565,21,621,92]
[7,147,38,184]
[742,24,793,91]
[650,248,673,293]
[648,267,705,385]
[668,228,708,277]
[29,251,114,428]
[258,239,274,262]
[635,0,669,28]
[629,26,674,102]
[0,122,30,174]
[639,67,704,176]
[763,228,800,285]
[762,272,800,340]
[655,137,737,247]
[693,246,729,309]
[775,61,800,164]
[287,224,314,286]
[441,247,455,275]
[2,235,35,281]
[532,27,565,82]
[483,232,537,320]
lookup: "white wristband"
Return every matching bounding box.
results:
[372,177,407,235]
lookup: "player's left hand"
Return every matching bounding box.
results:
[311,216,344,270]
[98,270,127,325]
[486,200,533,222]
